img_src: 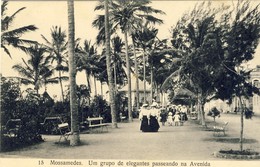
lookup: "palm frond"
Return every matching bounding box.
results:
[161,69,181,91]
[1,1,8,17]
[4,6,26,27]
[20,78,34,85]
[41,34,52,46]
[136,5,165,15]
[44,79,59,84]
[3,25,37,37]
[12,64,34,80]
[138,15,164,25]
[1,44,11,58]
[3,36,38,47]
[92,15,105,29]
[94,2,104,11]
[59,76,69,81]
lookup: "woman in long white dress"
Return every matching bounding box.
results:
[139,104,151,132]
[149,104,160,132]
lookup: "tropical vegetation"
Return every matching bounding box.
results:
[1,0,260,154]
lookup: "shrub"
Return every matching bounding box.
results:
[1,77,44,151]
[207,107,220,121]
[245,107,254,119]
[89,95,111,122]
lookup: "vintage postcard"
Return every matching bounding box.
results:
[1,0,260,167]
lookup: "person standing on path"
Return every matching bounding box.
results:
[139,104,151,132]
[173,112,181,126]
[167,111,173,126]
[149,103,160,132]
[160,108,167,126]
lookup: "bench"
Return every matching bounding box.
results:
[57,123,72,142]
[87,117,108,133]
[119,113,127,122]
[213,122,229,136]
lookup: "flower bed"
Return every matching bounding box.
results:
[214,149,260,159]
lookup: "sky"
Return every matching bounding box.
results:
[1,0,260,99]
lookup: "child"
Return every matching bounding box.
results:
[173,113,181,126]
[167,112,173,126]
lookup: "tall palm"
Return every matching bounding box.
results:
[41,26,68,102]
[75,40,99,94]
[111,36,127,89]
[147,39,169,102]
[93,0,165,121]
[94,51,108,96]
[162,2,224,126]
[1,1,38,58]
[134,25,171,103]
[130,36,140,110]
[104,0,117,128]
[12,44,57,94]
[67,0,80,146]
[132,24,157,103]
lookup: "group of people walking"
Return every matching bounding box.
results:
[139,103,160,132]
[164,105,188,126]
[139,103,189,132]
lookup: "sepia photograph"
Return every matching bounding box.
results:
[0,0,260,166]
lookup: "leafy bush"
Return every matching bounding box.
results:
[115,92,127,121]
[89,95,111,122]
[207,107,220,121]
[1,77,43,151]
[245,107,254,119]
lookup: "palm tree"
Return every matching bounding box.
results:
[41,26,68,102]
[111,36,127,90]
[162,2,224,126]
[132,24,157,103]
[93,0,165,121]
[67,0,80,146]
[131,36,140,110]
[147,39,169,102]
[12,44,57,94]
[1,1,38,58]
[104,0,117,128]
[75,40,99,94]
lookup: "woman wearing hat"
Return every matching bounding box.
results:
[139,104,151,132]
[149,103,160,132]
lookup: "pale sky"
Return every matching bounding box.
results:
[1,0,260,99]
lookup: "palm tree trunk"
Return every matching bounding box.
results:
[94,76,97,96]
[160,91,163,107]
[150,64,153,103]
[201,102,206,126]
[197,91,206,126]
[85,71,91,93]
[197,89,206,126]
[113,62,117,93]
[101,82,103,96]
[67,0,80,146]
[105,0,117,128]
[239,96,244,151]
[59,71,65,102]
[0,103,2,152]
[132,37,139,111]
[143,51,146,103]
[124,32,132,122]
[196,92,201,120]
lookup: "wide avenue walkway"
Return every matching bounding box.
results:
[0,113,259,160]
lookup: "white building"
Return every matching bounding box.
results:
[205,65,260,115]
[251,65,260,115]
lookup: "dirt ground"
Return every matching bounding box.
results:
[0,113,259,160]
